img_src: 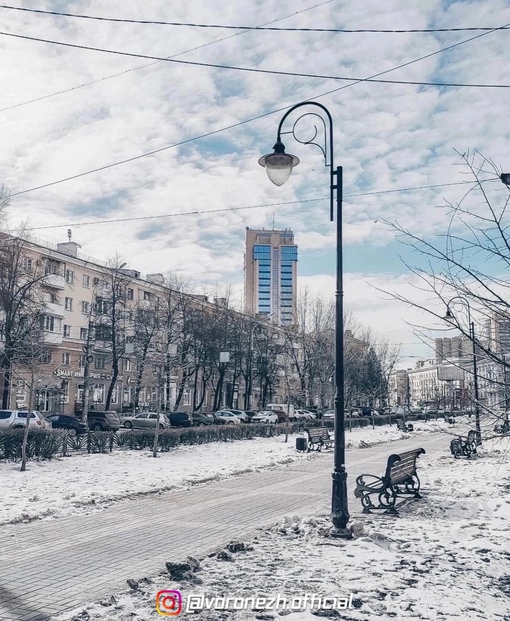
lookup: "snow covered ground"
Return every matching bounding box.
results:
[0,421,427,526]
[51,434,510,621]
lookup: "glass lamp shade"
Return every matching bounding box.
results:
[258,152,300,186]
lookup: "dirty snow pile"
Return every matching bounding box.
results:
[52,438,510,621]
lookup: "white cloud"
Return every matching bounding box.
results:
[2,0,510,364]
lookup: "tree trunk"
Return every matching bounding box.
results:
[2,364,11,409]
[105,362,119,410]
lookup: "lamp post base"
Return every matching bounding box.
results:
[331,470,352,539]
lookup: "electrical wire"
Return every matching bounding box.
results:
[0,5,507,33]
[1,29,508,88]
[5,20,507,198]
[23,180,480,231]
[0,0,334,113]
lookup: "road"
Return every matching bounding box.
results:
[0,432,448,620]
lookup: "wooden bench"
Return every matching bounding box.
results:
[396,419,414,432]
[354,448,426,515]
[304,427,333,452]
[450,429,480,458]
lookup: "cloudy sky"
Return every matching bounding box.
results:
[1,0,510,367]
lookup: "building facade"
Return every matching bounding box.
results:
[244,228,298,325]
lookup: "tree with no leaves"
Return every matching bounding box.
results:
[380,151,510,416]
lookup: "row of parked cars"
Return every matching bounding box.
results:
[0,407,319,435]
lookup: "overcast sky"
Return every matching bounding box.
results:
[1,0,510,368]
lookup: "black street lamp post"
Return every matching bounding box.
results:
[259,101,351,538]
[443,297,481,444]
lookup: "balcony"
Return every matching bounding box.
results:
[43,274,66,290]
[43,331,63,345]
[43,302,64,318]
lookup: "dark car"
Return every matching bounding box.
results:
[192,413,214,426]
[243,410,258,422]
[86,410,121,432]
[167,411,193,427]
[45,414,88,435]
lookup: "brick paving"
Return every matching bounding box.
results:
[0,433,447,620]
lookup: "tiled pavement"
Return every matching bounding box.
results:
[0,433,448,620]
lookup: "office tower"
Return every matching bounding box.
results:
[244,228,298,325]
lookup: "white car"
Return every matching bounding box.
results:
[296,409,316,420]
[251,411,278,424]
[214,411,242,425]
[0,410,47,430]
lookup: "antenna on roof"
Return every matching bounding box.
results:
[67,228,72,242]
[272,212,275,230]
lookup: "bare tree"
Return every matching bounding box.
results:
[0,229,49,409]
[379,151,510,417]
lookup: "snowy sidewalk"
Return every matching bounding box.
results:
[0,432,447,620]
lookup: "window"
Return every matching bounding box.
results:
[82,275,90,288]
[81,301,90,314]
[111,386,118,404]
[63,325,71,338]
[22,257,33,271]
[92,384,105,404]
[41,315,62,332]
[61,380,69,404]
[95,356,106,370]
[65,270,74,284]
[79,354,86,367]
[62,352,70,365]
[65,297,73,311]
[45,260,61,276]
[80,328,88,340]
[183,390,191,406]
[127,288,134,300]
[95,297,108,314]
[125,359,133,372]
[143,291,151,301]
[40,351,52,364]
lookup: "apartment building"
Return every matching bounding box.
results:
[0,237,192,415]
[244,227,298,325]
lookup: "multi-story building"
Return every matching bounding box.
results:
[0,234,296,416]
[244,227,298,325]
[388,369,409,408]
[435,336,471,363]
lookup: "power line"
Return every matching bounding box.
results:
[0,5,507,33]
[7,21,505,198]
[0,0,334,113]
[1,29,508,89]
[23,180,480,231]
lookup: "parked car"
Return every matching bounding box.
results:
[323,409,335,420]
[86,410,121,432]
[294,410,310,421]
[251,411,278,424]
[300,410,317,420]
[214,410,242,425]
[243,410,258,422]
[192,413,215,426]
[229,409,250,423]
[0,410,47,430]
[45,414,88,435]
[167,411,193,428]
[123,412,170,430]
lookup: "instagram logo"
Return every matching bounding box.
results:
[156,590,182,616]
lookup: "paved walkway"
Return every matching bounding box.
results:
[0,433,447,620]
